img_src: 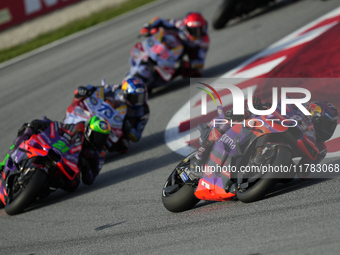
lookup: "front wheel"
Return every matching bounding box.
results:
[162,152,200,212]
[5,169,48,215]
[236,146,292,203]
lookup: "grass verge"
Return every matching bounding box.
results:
[0,0,157,64]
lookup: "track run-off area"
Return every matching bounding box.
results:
[1,0,340,254]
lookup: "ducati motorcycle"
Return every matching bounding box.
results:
[64,82,127,152]
[0,121,82,215]
[162,102,321,212]
[124,27,184,94]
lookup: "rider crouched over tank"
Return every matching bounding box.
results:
[140,12,209,78]
[0,116,111,197]
[69,77,150,154]
[187,98,339,180]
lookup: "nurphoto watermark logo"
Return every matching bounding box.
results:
[188,78,340,179]
[195,81,311,128]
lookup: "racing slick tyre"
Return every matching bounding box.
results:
[212,0,238,29]
[236,146,292,203]
[5,169,47,215]
[162,152,200,212]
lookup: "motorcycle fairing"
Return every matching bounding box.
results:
[64,88,127,144]
[0,171,8,204]
[195,177,235,201]
[56,159,79,181]
[130,42,148,62]
[0,122,82,205]
[129,27,183,84]
[194,108,297,201]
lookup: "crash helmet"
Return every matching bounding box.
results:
[307,101,338,142]
[121,78,147,107]
[183,12,207,40]
[84,116,111,149]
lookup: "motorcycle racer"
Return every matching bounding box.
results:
[140,12,209,78]
[189,99,338,180]
[69,77,150,153]
[0,116,110,193]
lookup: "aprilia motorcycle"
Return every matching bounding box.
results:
[64,83,127,152]
[212,0,275,29]
[162,102,321,212]
[0,121,82,215]
[124,27,184,94]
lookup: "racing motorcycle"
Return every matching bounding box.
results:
[162,102,319,212]
[64,81,127,152]
[124,27,184,94]
[0,121,82,215]
[212,0,275,29]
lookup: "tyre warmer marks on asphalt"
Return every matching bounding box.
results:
[165,6,340,158]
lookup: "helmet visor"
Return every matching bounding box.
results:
[127,93,145,106]
[88,129,109,148]
[186,26,202,37]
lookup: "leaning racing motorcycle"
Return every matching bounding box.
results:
[162,102,319,212]
[64,81,127,152]
[0,121,82,215]
[124,27,184,95]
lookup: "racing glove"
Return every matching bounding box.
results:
[139,26,158,37]
[140,26,150,37]
[140,17,160,37]
[74,86,96,99]
[29,119,51,134]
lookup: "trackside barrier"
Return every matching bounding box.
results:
[0,0,82,31]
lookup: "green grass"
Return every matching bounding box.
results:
[0,0,157,64]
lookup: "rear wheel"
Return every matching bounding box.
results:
[162,152,200,212]
[236,146,292,203]
[5,169,47,215]
[212,0,238,29]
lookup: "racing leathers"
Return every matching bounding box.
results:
[141,17,210,78]
[71,84,150,153]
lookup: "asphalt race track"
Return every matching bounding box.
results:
[1,0,340,254]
